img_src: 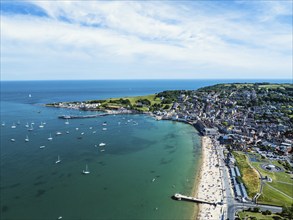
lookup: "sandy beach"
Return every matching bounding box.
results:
[195,136,224,220]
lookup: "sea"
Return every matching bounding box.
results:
[0,79,291,220]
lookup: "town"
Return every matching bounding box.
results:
[47,83,293,219]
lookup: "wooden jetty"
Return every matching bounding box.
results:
[173,193,217,206]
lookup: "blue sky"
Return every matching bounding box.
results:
[1,0,292,80]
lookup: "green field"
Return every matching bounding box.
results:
[250,161,293,206]
[84,94,168,112]
[233,152,260,198]
[237,210,285,220]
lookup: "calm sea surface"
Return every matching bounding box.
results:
[0,79,290,220]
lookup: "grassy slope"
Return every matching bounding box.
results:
[110,94,161,105]
[233,152,260,198]
[94,94,166,111]
[250,161,293,206]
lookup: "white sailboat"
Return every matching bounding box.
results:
[11,123,16,129]
[82,164,90,174]
[40,145,45,149]
[10,138,16,142]
[1,122,5,127]
[55,155,61,164]
[48,133,53,141]
[25,135,29,142]
[65,119,69,125]
[99,142,106,147]
[102,128,107,131]
[25,122,29,128]
[39,122,44,128]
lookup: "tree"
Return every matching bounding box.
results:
[253,207,260,213]
[164,104,170,109]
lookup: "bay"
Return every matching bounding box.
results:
[0,79,290,219]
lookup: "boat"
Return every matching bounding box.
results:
[93,131,96,134]
[48,134,53,141]
[89,127,92,130]
[10,138,16,142]
[40,145,45,149]
[102,128,107,131]
[82,164,90,174]
[25,122,29,128]
[1,122,5,127]
[66,131,70,134]
[17,120,21,125]
[25,135,29,142]
[81,132,85,135]
[11,123,16,129]
[100,149,105,152]
[75,128,79,130]
[28,124,34,131]
[65,119,69,125]
[102,122,107,126]
[58,216,62,220]
[39,122,44,128]
[55,155,61,164]
[56,132,62,135]
[28,94,32,98]
[99,143,106,147]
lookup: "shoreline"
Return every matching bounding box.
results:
[194,136,224,220]
[191,136,204,219]
[47,104,219,219]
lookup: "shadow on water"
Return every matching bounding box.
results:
[160,158,173,165]
[35,189,46,197]
[0,183,21,190]
[2,205,9,213]
[34,181,46,186]
[35,175,43,180]
[164,144,175,149]
[168,150,176,154]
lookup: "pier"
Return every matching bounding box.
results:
[58,114,109,119]
[173,193,217,206]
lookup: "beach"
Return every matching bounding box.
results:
[195,136,224,220]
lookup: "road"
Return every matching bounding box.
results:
[214,141,283,220]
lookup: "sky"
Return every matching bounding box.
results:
[0,0,292,80]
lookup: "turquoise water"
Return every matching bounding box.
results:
[1,82,202,219]
[1,79,290,219]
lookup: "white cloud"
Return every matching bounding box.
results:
[1,1,292,80]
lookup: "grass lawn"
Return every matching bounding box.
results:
[237,210,285,220]
[110,94,161,106]
[258,184,292,207]
[233,151,260,198]
[100,94,168,111]
[250,161,293,206]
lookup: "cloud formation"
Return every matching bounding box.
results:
[1,1,292,80]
